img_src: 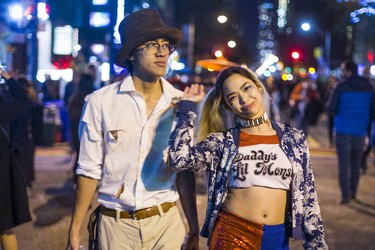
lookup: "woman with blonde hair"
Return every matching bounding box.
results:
[169,66,327,249]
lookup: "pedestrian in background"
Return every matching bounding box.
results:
[288,76,323,136]
[0,69,32,250]
[323,76,339,148]
[67,73,94,182]
[66,9,199,250]
[41,74,59,102]
[10,76,43,188]
[360,66,375,174]
[328,60,375,204]
[85,63,105,89]
[64,70,80,106]
[169,66,328,249]
[63,70,80,156]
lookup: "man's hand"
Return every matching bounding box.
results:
[176,172,200,250]
[181,234,199,250]
[66,233,81,250]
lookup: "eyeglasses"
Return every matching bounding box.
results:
[136,42,176,55]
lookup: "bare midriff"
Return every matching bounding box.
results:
[222,186,287,225]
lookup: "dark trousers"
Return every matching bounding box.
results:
[336,133,365,201]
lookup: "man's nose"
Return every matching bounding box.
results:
[156,45,168,56]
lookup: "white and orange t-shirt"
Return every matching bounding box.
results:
[229,131,292,190]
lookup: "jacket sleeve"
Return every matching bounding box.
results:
[168,100,222,173]
[327,85,340,115]
[369,85,375,121]
[300,135,329,249]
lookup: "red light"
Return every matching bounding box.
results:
[45,4,50,15]
[289,48,303,62]
[368,51,374,63]
[52,55,73,69]
[291,51,300,60]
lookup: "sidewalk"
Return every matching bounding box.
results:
[8,116,375,250]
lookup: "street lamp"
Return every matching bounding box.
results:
[300,22,331,73]
[301,22,310,31]
[216,15,237,57]
[217,15,227,24]
[227,40,236,48]
[214,49,223,59]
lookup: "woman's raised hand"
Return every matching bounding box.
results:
[181,83,206,103]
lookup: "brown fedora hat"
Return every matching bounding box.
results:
[115,9,182,68]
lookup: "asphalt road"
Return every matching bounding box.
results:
[8,115,375,250]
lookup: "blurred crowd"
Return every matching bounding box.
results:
[2,62,374,186]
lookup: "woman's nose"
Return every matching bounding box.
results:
[239,93,247,104]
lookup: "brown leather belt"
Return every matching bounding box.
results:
[100,202,176,220]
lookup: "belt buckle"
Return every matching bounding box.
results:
[130,211,138,220]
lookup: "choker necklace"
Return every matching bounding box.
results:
[237,112,269,128]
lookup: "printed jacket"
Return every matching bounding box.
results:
[169,101,328,249]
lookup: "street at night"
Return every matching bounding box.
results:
[10,115,375,250]
[1,0,374,250]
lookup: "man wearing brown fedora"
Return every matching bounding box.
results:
[66,9,199,250]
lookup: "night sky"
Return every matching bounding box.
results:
[236,0,356,67]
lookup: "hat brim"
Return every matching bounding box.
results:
[115,27,182,68]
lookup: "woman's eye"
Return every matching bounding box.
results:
[243,85,252,91]
[229,96,237,102]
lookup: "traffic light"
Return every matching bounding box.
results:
[288,48,304,62]
[291,51,300,60]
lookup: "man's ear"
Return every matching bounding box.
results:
[129,56,134,61]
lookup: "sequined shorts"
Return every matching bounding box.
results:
[210,210,289,250]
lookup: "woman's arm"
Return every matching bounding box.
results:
[169,100,222,172]
[300,136,328,249]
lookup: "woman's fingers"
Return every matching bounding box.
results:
[181,84,205,102]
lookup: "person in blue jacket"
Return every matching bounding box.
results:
[328,60,375,204]
[169,66,328,249]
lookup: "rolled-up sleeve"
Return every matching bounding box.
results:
[75,94,104,180]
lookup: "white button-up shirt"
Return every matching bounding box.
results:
[76,75,183,211]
